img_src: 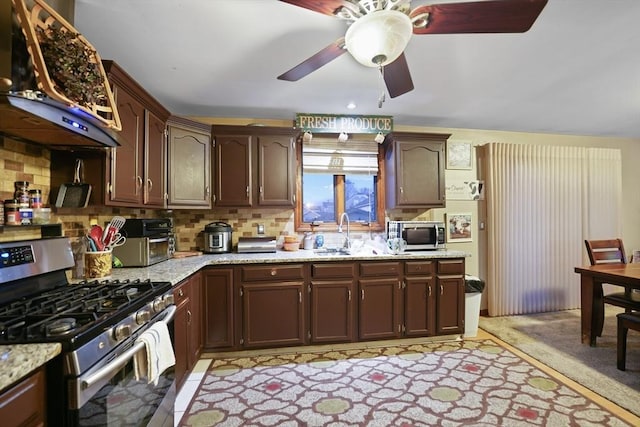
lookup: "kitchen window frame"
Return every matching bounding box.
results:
[294,135,386,233]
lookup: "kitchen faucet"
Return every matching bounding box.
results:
[338,212,351,251]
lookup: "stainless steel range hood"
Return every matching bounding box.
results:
[0,0,122,149]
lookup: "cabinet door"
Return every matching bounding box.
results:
[167,121,212,208]
[144,110,166,207]
[404,276,436,337]
[436,277,465,335]
[0,368,45,427]
[215,134,252,207]
[241,282,305,348]
[203,268,234,349]
[109,85,144,204]
[310,280,355,343]
[358,278,402,341]
[173,282,190,389]
[188,273,202,368]
[258,135,295,206]
[396,140,444,206]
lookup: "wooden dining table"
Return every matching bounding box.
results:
[574,263,640,346]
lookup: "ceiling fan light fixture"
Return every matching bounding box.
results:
[345,10,412,68]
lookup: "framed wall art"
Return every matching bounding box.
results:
[446,213,472,242]
[446,140,473,170]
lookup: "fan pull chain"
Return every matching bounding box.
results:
[378,65,386,108]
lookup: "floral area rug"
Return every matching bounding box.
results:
[179,339,633,426]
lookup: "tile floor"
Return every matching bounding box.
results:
[174,358,213,426]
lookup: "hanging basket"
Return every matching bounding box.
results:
[12,0,121,131]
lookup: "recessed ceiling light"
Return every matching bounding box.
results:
[346,102,356,109]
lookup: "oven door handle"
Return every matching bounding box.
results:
[81,305,176,389]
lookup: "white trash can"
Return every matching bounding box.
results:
[464,292,482,337]
[464,274,485,338]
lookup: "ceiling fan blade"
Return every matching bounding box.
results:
[277,38,346,81]
[411,0,548,34]
[382,53,414,98]
[279,0,353,16]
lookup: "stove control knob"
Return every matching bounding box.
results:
[163,294,175,306]
[153,297,165,313]
[136,309,151,324]
[114,324,132,341]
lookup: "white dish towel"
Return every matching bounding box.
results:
[133,321,176,385]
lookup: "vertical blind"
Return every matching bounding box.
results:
[302,139,379,174]
[481,143,622,316]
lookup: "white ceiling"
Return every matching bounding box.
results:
[73,0,640,138]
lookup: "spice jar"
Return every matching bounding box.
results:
[4,199,21,226]
[29,189,42,208]
[14,181,30,207]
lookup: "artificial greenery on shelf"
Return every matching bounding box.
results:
[36,25,107,109]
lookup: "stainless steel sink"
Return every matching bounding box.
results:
[313,247,352,256]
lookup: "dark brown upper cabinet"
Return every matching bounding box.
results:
[102,60,171,208]
[384,132,450,209]
[167,116,212,209]
[213,126,297,208]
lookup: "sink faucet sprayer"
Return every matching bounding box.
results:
[338,212,351,250]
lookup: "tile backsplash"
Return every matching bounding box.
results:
[1,136,432,246]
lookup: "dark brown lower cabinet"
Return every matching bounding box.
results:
[0,367,46,427]
[358,277,402,341]
[404,260,436,337]
[201,259,464,353]
[436,259,465,335]
[310,280,355,343]
[203,268,234,349]
[241,282,306,348]
[309,262,356,344]
[174,272,202,390]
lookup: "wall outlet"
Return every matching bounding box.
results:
[257,224,265,235]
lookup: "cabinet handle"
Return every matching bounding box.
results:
[178,289,184,297]
[400,187,404,194]
[187,309,192,325]
[428,285,432,297]
[147,178,153,192]
[259,186,264,194]
[298,290,302,303]
[440,285,443,295]
[348,289,351,301]
[361,289,365,300]
[246,186,250,198]
[270,269,277,276]
[136,176,143,188]
[206,186,210,197]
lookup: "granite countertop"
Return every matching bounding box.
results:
[2,248,468,391]
[88,248,470,286]
[0,343,61,392]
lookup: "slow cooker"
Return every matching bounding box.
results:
[203,222,233,253]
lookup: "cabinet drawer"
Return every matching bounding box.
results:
[241,264,305,282]
[360,262,401,277]
[405,261,434,275]
[437,259,465,275]
[312,263,356,279]
[173,282,190,305]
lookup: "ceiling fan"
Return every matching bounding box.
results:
[277,0,548,99]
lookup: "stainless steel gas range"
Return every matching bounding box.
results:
[0,238,176,426]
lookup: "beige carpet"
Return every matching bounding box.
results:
[179,338,635,426]
[479,308,640,417]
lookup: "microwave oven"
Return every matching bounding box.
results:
[112,236,170,267]
[387,221,446,251]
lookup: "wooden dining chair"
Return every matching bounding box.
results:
[617,311,640,370]
[584,239,640,312]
